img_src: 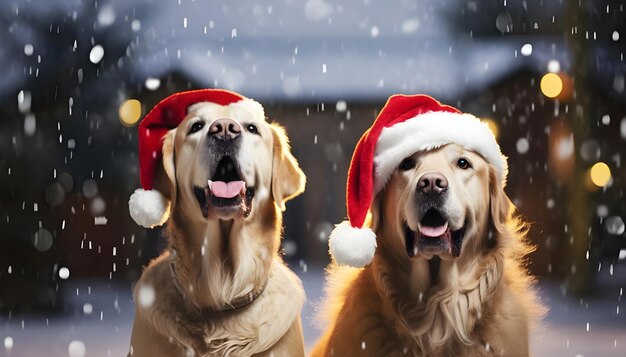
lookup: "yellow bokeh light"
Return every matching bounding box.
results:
[482,118,499,139]
[590,162,611,187]
[119,99,142,126]
[540,73,563,98]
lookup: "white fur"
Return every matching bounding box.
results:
[128,189,170,228]
[230,97,265,121]
[374,112,508,194]
[187,98,265,124]
[329,221,377,268]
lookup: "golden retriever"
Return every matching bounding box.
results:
[312,144,543,356]
[129,101,306,356]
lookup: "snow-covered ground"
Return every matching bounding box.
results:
[1,264,625,357]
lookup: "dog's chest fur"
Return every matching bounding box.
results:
[325,255,515,356]
[135,258,304,356]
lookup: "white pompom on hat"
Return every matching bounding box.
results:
[329,94,507,267]
[128,89,264,228]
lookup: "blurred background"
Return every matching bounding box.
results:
[0,0,625,356]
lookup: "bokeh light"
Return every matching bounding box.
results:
[548,122,575,181]
[32,228,53,252]
[540,73,563,98]
[605,216,625,235]
[118,99,142,126]
[555,134,574,160]
[82,179,98,199]
[590,162,611,187]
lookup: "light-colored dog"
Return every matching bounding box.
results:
[129,101,306,356]
[313,144,543,356]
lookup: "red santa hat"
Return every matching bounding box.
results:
[329,94,508,267]
[128,89,264,228]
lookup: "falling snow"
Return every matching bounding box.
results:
[520,43,533,56]
[335,100,347,112]
[547,60,560,73]
[370,26,380,38]
[612,31,620,42]
[23,44,33,56]
[0,1,625,356]
[68,340,86,357]
[304,0,333,21]
[23,114,36,136]
[401,18,420,34]
[4,337,13,350]
[58,267,70,280]
[88,45,104,64]
[605,216,625,235]
[516,137,530,154]
[145,78,161,91]
[97,5,116,26]
[138,285,156,308]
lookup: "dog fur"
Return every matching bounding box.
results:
[312,144,544,357]
[129,101,306,356]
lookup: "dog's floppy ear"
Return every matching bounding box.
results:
[270,123,306,211]
[489,165,512,234]
[154,129,177,208]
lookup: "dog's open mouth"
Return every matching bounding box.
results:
[193,156,255,219]
[405,208,465,258]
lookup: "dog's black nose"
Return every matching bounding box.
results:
[209,118,241,141]
[418,172,448,195]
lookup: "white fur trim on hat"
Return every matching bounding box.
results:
[329,221,377,268]
[187,98,266,125]
[373,111,508,194]
[230,97,265,120]
[128,189,170,228]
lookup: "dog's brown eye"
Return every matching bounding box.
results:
[457,158,471,169]
[399,158,416,171]
[189,121,204,134]
[246,124,259,134]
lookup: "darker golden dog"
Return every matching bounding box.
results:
[313,143,543,356]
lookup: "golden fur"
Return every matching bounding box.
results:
[312,144,544,357]
[129,102,306,356]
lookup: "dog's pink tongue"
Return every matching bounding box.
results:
[209,180,245,198]
[420,222,449,238]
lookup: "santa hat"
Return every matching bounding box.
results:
[329,94,508,267]
[128,89,264,228]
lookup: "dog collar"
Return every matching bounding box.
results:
[169,251,268,313]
